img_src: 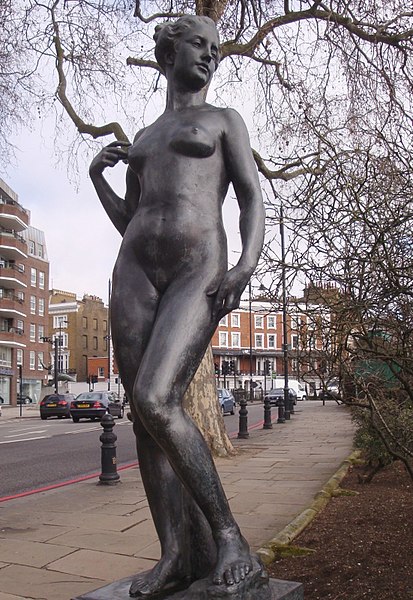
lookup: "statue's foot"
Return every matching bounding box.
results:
[212,529,253,586]
[129,556,191,598]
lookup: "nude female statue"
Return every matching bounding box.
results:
[89,15,265,599]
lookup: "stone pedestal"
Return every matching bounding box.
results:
[73,576,303,600]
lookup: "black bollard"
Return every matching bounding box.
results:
[263,395,273,429]
[237,390,249,439]
[99,413,120,485]
[277,398,286,424]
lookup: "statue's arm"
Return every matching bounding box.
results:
[209,109,265,321]
[89,140,139,237]
[223,108,265,275]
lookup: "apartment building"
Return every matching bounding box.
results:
[49,289,109,383]
[0,178,50,405]
[211,295,327,393]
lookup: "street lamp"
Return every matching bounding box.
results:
[107,278,111,391]
[280,203,291,420]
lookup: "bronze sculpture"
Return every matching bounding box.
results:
[90,15,265,599]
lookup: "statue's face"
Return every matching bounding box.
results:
[170,21,219,91]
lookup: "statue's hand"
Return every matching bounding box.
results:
[89,141,130,177]
[208,267,251,322]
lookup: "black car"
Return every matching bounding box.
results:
[17,394,34,405]
[70,391,124,422]
[40,394,76,419]
[264,387,297,407]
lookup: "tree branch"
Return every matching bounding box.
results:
[220,8,412,60]
[51,6,129,142]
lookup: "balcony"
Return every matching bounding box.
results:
[0,200,29,232]
[0,227,27,260]
[0,326,26,348]
[0,293,26,319]
[0,262,27,289]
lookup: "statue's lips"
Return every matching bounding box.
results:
[196,63,210,74]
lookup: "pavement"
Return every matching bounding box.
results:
[0,400,355,600]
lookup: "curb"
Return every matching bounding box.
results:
[256,449,362,565]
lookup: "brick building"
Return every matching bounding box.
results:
[0,178,50,405]
[211,296,327,394]
[48,290,109,383]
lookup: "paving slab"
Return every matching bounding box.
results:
[47,549,155,581]
[0,564,103,600]
[0,538,74,568]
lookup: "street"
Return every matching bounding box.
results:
[0,403,266,499]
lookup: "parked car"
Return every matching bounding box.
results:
[39,394,76,420]
[264,387,297,407]
[17,394,34,404]
[217,388,235,415]
[70,391,124,422]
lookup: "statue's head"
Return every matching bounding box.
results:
[154,15,221,75]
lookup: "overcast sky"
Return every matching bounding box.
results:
[3,116,243,306]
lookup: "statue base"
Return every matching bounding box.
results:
[73,575,303,600]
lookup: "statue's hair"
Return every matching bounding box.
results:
[154,15,220,73]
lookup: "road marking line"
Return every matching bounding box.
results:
[5,430,48,437]
[0,435,49,444]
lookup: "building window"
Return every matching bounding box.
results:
[93,336,98,350]
[18,263,25,273]
[39,271,45,290]
[37,351,44,370]
[255,333,264,348]
[38,324,45,342]
[53,332,68,348]
[83,335,88,349]
[231,313,240,328]
[103,320,107,332]
[267,315,276,329]
[30,268,37,286]
[28,241,35,255]
[38,244,44,258]
[30,295,36,314]
[38,297,45,316]
[98,366,105,377]
[83,316,88,328]
[291,315,302,330]
[219,331,228,347]
[16,319,24,334]
[292,334,299,349]
[104,337,108,352]
[255,315,264,328]
[231,332,240,347]
[268,334,276,348]
[16,349,23,366]
[53,315,67,328]
[30,323,36,342]
[29,351,36,370]
[17,290,24,302]
[219,315,228,327]
[93,318,98,330]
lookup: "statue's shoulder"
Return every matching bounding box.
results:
[204,104,245,127]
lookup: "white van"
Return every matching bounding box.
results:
[269,378,306,401]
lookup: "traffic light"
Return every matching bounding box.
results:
[214,363,220,376]
[229,360,235,374]
[264,360,271,376]
[221,360,230,375]
[86,375,90,384]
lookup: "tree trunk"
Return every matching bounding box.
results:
[183,345,235,458]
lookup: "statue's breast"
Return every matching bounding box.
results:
[169,124,216,158]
